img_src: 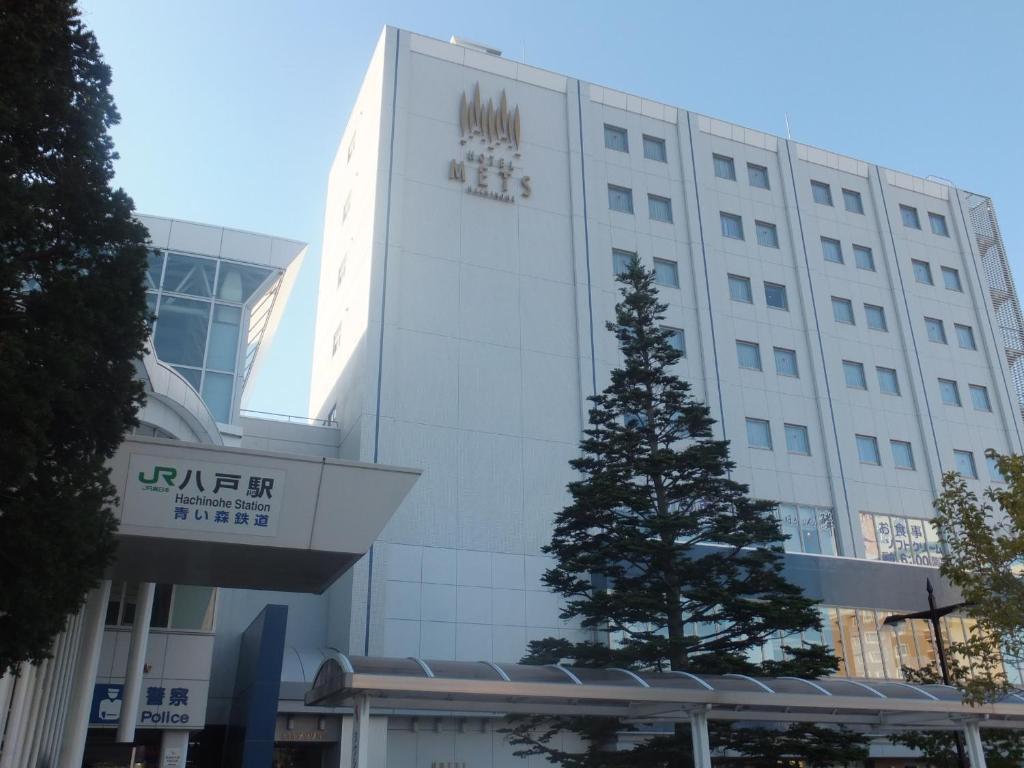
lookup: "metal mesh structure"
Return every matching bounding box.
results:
[964,192,1024,415]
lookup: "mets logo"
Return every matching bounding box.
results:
[459,83,521,153]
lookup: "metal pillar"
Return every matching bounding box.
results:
[963,722,987,768]
[0,672,14,745]
[117,581,155,743]
[689,708,712,768]
[59,580,112,768]
[0,663,35,768]
[159,729,189,768]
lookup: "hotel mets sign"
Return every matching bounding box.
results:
[448,83,531,203]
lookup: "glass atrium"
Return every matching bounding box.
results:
[145,249,278,423]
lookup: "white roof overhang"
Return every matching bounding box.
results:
[106,436,419,592]
[305,655,1024,732]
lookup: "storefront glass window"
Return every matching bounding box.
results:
[860,512,942,566]
[774,504,838,556]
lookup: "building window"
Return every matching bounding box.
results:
[811,180,833,206]
[648,194,673,223]
[857,435,881,465]
[106,582,216,630]
[643,135,667,162]
[728,274,753,303]
[900,204,921,229]
[969,384,992,412]
[925,317,947,344]
[720,212,744,240]
[842,188,864,214]
[832,297,855,324]
[860,512,942,566]
[653,258,679,287]
[713,154,736,180]
[665,327,686,356]
[854,245,875,271]
[890,440,915,469]
[347,133,356,163]
[612,249,634,275]
[337,257,347,287]
[737,340,763,370]
[821,237,843,264]
[746,417,772,449]
[604,124,628,152]
[954,449,978,478]
[955,323,977,350]
[775,504,838,556]
[785,424,811,455]
[756,221,779,248]
[938,378,962,407]
[342,193,352,222]
[843,360,867,389]
[747,163,769,189]
[929,212,950,236]
[912,259,934,285]
[608,185,634,213]
[942,267,963,292]
[877,367,900,395]
[865,304,888,331]
[988,454,1005,482]
[774,347,799,377]
[332,324,342,355]
[327,404,338,425]
[764,282,788,310]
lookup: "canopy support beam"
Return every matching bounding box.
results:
[689,708,712,768]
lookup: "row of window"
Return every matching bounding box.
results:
[829,296,888,330]
[603,124,668,162]
[809,180,865,214]
[744,417,811,454]
[912,258,962,292]
[735,341,798,377]
[937,378,992,411]
[810,179,952,238]
[713,154,770,189]
[608,184,673,222]
[745,417,997,482]
[727,274,788,309]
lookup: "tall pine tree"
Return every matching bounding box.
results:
[509,257,866,766]
[0,0,150,670]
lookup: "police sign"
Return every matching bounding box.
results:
[89,680,206,729]
[125,453,285,537]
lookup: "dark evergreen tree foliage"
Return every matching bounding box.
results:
[508,258,867,766]
[0,0,149,671]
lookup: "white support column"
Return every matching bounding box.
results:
[158,729,189,768]
[117,581,155,743]
[59,579,112,768]
[351,695,370,768]
[18,657,52,768]
[45,608,84,764]
[963,722,987,768]
[0,672,14,742]
[0,663,36,768]
[31,613,79,768]
[689,708,712,768]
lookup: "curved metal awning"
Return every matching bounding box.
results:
[305,654,1024,732]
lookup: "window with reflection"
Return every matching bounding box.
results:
[773,504,838,556]
[860,511,942,566]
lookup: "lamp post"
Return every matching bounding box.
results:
[883,578,970,768]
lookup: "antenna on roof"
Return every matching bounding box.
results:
[784,113,792,141]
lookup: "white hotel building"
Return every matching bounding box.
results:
[310,27,1024,677]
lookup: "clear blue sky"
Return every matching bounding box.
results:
[79,0,1024,418]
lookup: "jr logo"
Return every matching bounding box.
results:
[138,466,177,486]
